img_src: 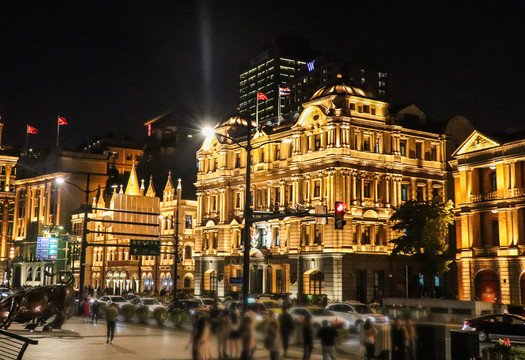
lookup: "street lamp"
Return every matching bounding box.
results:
[56,174,97,302]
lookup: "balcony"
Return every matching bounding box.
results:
[472,246,499,257]
[107,260,140,267]
[507,188,525,198]
[469,191,498,203]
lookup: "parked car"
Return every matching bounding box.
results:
[98,295,131,309]
[326,301,389,333]
[199,298,216,310]
[290,306,339,329]
[462,313,525,342]
[130,297,166,312]
[257,299,283,314]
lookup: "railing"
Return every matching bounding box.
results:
[469,191,498,203]
[508,187,525,198]
[0,329,38,360]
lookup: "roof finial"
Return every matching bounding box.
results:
[337,73,342,78]
[177,178,182,191]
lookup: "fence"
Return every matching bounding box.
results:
[0,329,38,360]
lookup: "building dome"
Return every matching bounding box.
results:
[213,114,256,140]
[310,74,373,100]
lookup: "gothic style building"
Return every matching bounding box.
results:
[450,130,525,304]
[194,79,447,302]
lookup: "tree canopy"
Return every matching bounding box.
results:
[389,198,455,296]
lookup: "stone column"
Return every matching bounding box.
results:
[352,171,357,205]
[385,175,390,207]
[374,173,379,206]
[360,173,365,206]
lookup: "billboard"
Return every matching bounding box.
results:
[36,237,58,260]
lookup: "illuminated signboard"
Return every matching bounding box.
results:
[36,237,58,260]
[307,60,315,72]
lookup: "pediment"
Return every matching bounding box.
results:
[293,106,328,129]
[452,130,500,156]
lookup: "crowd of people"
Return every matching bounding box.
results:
[361,317,417,360]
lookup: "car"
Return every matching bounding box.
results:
[257,299,283,314]
[0,288,12,299]
[98,295,131,309]
[199,298,216,310]
[130,297,166,312]
[462,313,525,342]
[326,301,389,333]
[168,299,208,314]
[289,306,340,329]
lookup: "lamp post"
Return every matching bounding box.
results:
[56,174,95,302]
[173,178,182,302]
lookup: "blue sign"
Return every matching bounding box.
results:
[36,237,58,260]
[307,60,315,72]
[229,277,243,285]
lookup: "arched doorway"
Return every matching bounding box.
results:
[520,271,525,305]
[475,270,500,302]
[304,270,324,295]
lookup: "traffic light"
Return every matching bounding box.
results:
[334,201,347,230]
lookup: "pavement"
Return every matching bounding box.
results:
[10,316,364,360]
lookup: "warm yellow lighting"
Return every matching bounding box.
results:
[202,127,215,137]
[282,138,293,144]
[55,177,65,184]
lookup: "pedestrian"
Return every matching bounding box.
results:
[229,308,242,359]
[196,317,212,360]
[317,320,338,360]
[302,314,314,360]
[240,316,256,360]
[278,306,295,357]
[217,311,230,360]
[91,300,100,325]
[405,318,416,360]
[264,311,280,360]
[362,319,377,360]
[105,303,119,344]
[392,317,406,360]
[80,297,90,323]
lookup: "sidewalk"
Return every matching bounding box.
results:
[11,316,365,360]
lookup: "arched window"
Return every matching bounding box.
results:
[490,172,497,192]
[161,275,167,290]
[184,276,191,288]
[303,270,324,295]
[35,267,42,281]
[26,267,33,281]
[204,270,218,292]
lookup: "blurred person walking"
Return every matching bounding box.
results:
[217,311,230,360]
[105,303,119,344]
[240,316,256,360]
[405,318,417,360]
[265,311,280,360]
[80,297,90,323]
[392,317,406,360]
[229,308,242,359]
[362,319,377,360]
[91,300,100,325]
[317,320,338,360]
[278,306,295,357]
[302,314,314,360]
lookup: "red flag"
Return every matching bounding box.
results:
[27,125,38,134]
[257,92,268,100]
[58,116,68,125]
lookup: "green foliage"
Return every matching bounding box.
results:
[482,341,525,360]
[153,307,169,325]
[389,198,455,296]
[136,305,151,323]
[120,304,136,321]
[170,308,190,328]
[336,327,350,342]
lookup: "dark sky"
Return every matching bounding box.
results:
[1,1,524,149]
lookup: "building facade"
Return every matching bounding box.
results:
[196,79,447,302]
[450,130,525,304]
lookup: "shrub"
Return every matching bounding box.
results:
[120,304,136,321]
[170,308,189,328]
[153,307,169,326]
[136,306,151,323]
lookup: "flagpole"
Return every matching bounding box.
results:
[56,118,60,148]
[256,92,259,130]
[277,86,281,124]
[25,125,29,155]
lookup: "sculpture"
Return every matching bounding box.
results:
[0,271,75,331]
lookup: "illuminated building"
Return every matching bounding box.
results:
[450,130,525,304]
[196,78,447,301]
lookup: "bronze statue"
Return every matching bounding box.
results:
[0,271,75,331]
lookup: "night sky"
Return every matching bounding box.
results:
[1,1,524,149]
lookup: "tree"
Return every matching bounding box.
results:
[389,198,455,298]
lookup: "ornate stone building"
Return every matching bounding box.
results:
[450,130,525,304]
[194,79,447,302]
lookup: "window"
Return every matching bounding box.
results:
[314,225,322,245]
[363,137,371,151]
[416,142,422,159]
[362,227,370,244]
[126,153,132,161]
[314,181,321,198]
[416,186,424,201]
[185,215,192,229]
[364,183,371,198]
[26,267,33,281]
[314,134,321,151]
[275,145,280,160]
[400,140,407,156]
[235,153,241,168]
[236,193,241,208]
[375,138,380,153]
[491,221,499,246]
[363,105,370,113]
[432,187,440,199]
[302,225,310,246]
[431,145,437,161]
[275,228,280,246]
[184,245,192,259]
[490,172,497,192]
[184,276,191,288]
[401,184,408,201]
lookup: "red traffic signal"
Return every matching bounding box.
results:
[334,201,347,230]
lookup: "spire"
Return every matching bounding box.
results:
[163,170,174,201]
[140,179,145,196]
[125,162,141,196]
[177,178,182,201]
[146,175,156,197]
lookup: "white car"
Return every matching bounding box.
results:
[326,301,389,332]
[130,297,166,312]
[98,295,131,309]
[289,306,340,329]
[199,298,216,310]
